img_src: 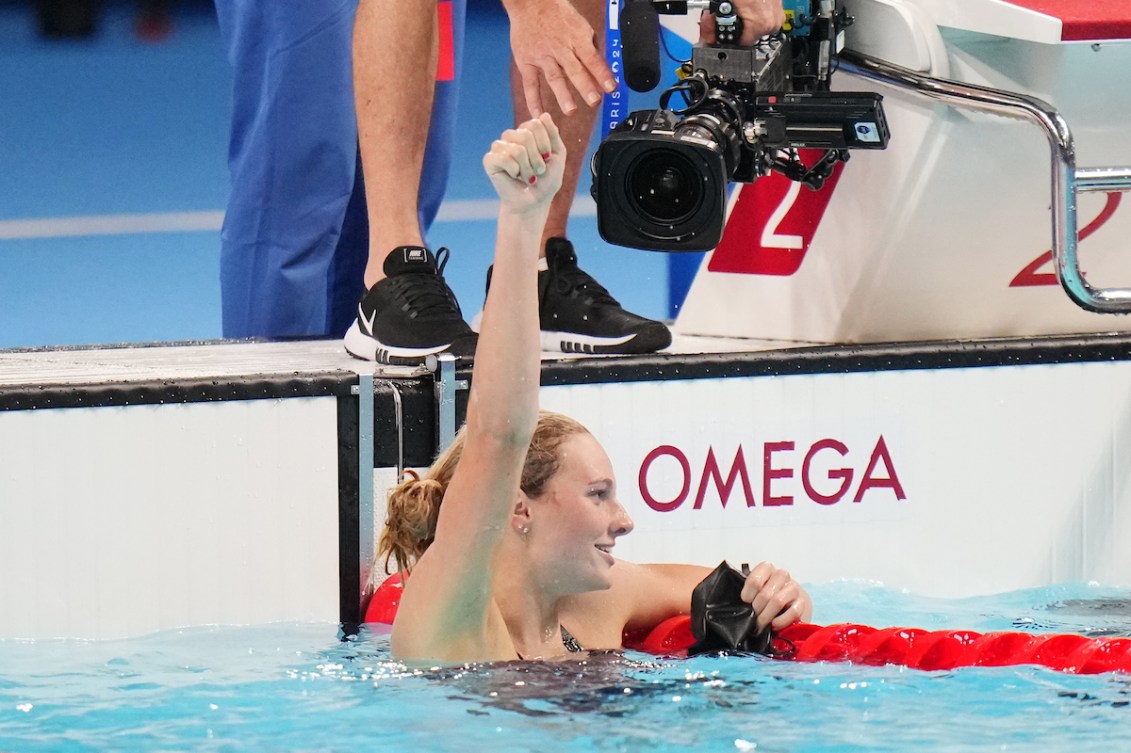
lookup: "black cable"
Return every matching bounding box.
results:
[659,76,708,112]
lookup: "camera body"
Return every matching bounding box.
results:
[593,1,890,251]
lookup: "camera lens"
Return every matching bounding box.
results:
[627,150,703,224]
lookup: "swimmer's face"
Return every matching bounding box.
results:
[533,433,634,593]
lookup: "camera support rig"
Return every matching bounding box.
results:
[654,0,887,184]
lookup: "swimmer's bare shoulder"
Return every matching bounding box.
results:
[390,438,529,663]
[392,574,516,664]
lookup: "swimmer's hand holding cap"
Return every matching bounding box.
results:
[687,561,788,657]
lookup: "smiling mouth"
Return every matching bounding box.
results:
[594,544,615,561]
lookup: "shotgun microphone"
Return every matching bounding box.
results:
[620,0,662,92]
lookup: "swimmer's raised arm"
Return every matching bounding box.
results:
[391,114,566,662]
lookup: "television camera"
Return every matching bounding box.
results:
[592,0,890,251]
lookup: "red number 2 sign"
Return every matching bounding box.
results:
[1009,193,1122,287]
[708,152,845,276]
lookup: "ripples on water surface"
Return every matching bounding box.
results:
[1,582,1130,752]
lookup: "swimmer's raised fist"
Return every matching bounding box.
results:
[483,113,566,212]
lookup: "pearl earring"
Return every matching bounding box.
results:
[521,526,530,535]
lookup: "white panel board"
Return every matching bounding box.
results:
[0,397,341,639]
[540,361,1131,597]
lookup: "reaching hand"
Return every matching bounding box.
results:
[482,113,567,212]
[699,0,786,47]
[740,561,814,632]
[506,0,616,116]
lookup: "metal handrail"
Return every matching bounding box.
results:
[840,50,1131,313]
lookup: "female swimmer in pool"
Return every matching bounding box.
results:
[382,114,812,663]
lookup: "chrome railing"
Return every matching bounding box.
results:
[841,50,1131,313]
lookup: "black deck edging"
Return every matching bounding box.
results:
[371,378,444,468]
[531,333,1131,386]
[336,392,362,635]
[0,372,357,411]
[7,333,1131,412]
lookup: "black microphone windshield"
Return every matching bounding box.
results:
[620,0,661,92]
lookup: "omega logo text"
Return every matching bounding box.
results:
[637,436,906,512]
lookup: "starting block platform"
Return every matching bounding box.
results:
[961,0,1131,42]
[670,0,1131,342]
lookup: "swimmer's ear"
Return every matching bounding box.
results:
[510,492,533,536]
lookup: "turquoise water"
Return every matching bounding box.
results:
[2,582,1130,752]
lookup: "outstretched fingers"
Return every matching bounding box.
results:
[559,42,612,110]
[519,66,548,118]
[540,62,580,116]
[529,49,611,116]
[508,0,614,116]
[538,111,565,160]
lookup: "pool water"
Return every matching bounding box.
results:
[2,582,1129,752]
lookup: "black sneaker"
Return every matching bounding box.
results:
[480,238,671,355]
[344,246,477,364]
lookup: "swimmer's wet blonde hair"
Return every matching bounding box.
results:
[376,410,589,578]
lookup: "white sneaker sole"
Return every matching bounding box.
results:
[471,311,641,354]
[343,321,452,363]
[539,330,636,354]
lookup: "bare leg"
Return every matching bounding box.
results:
[509,0,605,252]
[354,0,438,288]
